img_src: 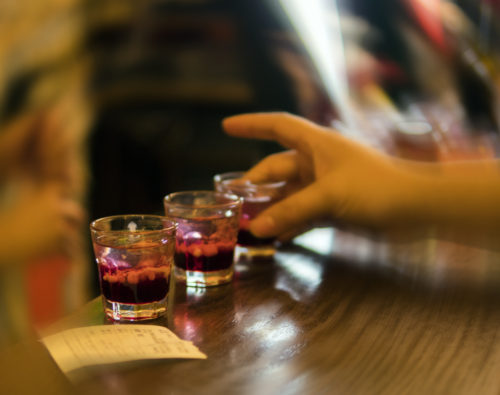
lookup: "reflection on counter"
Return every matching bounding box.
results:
[293,227,336,255]
[291,227,500,290]
[274,252,323,302]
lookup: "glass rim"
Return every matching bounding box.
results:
[163,190,242,209]
[90,214,177,234]
[213,171,286,189]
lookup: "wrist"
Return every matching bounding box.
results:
[393,159,500,230]
[382,161,431,228]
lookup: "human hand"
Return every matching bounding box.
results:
[222,112,418,239]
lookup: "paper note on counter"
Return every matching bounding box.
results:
[41,325,207,373]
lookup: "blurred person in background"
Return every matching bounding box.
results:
[0,1,93,347]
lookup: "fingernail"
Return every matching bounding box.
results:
[250,215,275,238]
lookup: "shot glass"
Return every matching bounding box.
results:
[163,191,242,287]
[214,171,286,258]
[90,215,176,321]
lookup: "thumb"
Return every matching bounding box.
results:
[249,182,329,238]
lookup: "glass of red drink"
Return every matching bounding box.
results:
[163,191,242,287]
[90,215,176,321]
[214,171,286,258]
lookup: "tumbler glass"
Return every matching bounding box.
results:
[164,191,242,287]
[90,215,176,321]
[214,171,285,257]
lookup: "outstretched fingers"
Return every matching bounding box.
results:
[222,112,325,152]
[243,150,302,184]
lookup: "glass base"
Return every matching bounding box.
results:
[236,244,276,259]
[103,295,168,321]
[175,265,233,287]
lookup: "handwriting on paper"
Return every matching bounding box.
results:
[41,325,206,373]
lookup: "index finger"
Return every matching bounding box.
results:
[222,112,326,152]
[243,150,301,184]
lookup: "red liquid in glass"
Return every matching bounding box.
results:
[238,197,276,247]
[94,240,172,304]
[173,214,238,273]
[175,242,235,272]
[237,229,275,246]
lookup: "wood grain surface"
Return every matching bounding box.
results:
[20,228,500,394]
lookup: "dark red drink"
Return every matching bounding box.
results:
[174,242,235,272]
[237,197,276,247]
[90,215,176,321]
[214,173,285,255]
[237,229,275,246]
[93,240,172,305]
[164,191,241,286]
[99,263,170,304]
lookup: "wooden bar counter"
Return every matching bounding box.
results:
[5,228,500,394]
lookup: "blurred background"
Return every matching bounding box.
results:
[1,0,500,340]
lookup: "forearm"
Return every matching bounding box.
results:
[401,159,500,230]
